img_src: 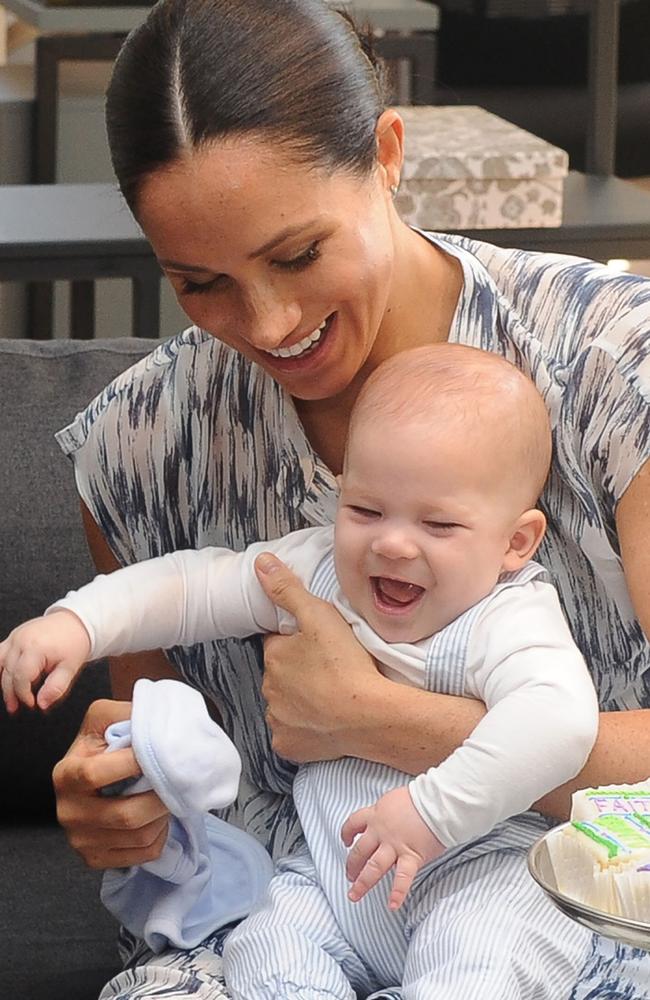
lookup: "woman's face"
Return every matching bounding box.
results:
[136,133,400,401]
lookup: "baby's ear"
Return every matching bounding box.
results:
[335,474,343,492]
[502,509,547,572]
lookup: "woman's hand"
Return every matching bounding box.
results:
[53,699,170,870]
[255,552,385,764]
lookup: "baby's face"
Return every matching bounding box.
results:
[334,416,521,643]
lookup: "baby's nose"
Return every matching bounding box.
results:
[371,529,419,561]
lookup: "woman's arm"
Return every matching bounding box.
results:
[535,457,650,819]
[80,502,178,699]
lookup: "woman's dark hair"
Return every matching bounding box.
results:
[106,0,388,212]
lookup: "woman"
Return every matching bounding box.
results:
[52,0,650,997]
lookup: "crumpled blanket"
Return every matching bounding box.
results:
[100,678,274,954]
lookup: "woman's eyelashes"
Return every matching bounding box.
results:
[274,241,321,272]
[177,241,321,296]
[179,275,225,296]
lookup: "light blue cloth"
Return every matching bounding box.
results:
[100,679,274,954]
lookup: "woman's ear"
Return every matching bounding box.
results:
[502,509,547,572]
[375,108,405,194]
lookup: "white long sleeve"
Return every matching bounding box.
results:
[48,526,334,659]
[407,578,599,848]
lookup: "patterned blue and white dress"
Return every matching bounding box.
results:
[57,233,650,999]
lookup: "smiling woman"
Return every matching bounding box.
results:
[105,0,459,419]
[43,1,650,998]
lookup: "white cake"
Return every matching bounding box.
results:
[546,781,650,921]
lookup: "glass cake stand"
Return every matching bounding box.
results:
[527,823,650,952]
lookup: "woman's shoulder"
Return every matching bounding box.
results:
[56,327,278,459]
[433,231,650,365]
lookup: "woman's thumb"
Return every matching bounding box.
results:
[254,552,315,622]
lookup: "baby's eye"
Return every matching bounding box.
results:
[275,242,321,272]
[424,521,458,534]
[348,505,381,520]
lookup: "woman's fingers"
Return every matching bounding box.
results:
[57,785,169,831]
[52,697,173,870]
[254,552,328,630]
[65,698,133,759]
[72,816,170,870]
[53,744,141,797]
[54,744,170,869]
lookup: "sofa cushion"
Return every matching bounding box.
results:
[0,338,155,820]
[0,823,122,998]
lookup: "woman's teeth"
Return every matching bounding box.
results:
[266,318,327,358]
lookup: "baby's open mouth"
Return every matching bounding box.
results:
[371,577,425,613]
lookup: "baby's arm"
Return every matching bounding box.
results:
[0,526,332,712]
[341,577,599,908]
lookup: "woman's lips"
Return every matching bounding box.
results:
[371,577,425,616]
[260,313,336,374]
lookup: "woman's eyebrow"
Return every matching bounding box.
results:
[158,219,324,272]
[158,260,214,273]
[249,219,323,258]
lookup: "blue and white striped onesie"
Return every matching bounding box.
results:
[56,233,650,999]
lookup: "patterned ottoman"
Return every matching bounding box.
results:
[396,105,569,230]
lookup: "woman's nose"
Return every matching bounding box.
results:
[371,529,419,561]
[245,286,302,352]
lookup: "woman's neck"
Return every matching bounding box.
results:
[294,375,365,476]
[295,228,463,475]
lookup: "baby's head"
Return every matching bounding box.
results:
[334,344,552,643]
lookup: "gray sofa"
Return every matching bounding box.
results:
[0,338,156,999]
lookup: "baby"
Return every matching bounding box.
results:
[0,344,599,999]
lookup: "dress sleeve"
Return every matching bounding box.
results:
[55,331,213,567]
[408,579,599,848]
[562,299,650,511]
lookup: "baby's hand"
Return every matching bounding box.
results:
[341,785,445,911]
[0,609,91,713]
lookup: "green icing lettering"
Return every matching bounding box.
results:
[598,814,650,848]
[585,789,650,799]
[572,821,620,858]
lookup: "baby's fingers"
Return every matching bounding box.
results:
[0,646,44,711]
[388,853,420,911]
[348,843,396,903]
[37,659,84,710]
[344,826,377,884]
[0,667,22,714]
[341,807,370,848]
